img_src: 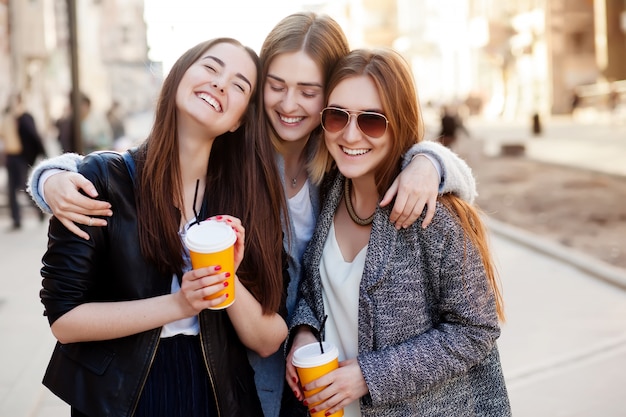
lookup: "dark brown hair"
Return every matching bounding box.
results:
[135,38,286,313]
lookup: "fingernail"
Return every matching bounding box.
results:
[224,294,228,298]
[325,412,331,417]
[224,272,230,278]
[226,218,232,222]
[216,215,223,220]
[309,408,315,413]
[215,265,222,271]
[223,281,229,287]
[303,401,309,407]
[292,377,297,383]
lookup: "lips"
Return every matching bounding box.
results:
[278,113,304,124]
[197,92,222,112]
[341,146,370,156]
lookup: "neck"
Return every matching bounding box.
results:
[280,137,309,191]
[344,177,378,226]
[178,133,214,183]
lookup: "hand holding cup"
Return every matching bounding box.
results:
[184,216,243,310]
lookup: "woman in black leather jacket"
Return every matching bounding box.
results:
[40,38,288,417]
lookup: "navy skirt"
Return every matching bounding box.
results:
[71,334,216,417]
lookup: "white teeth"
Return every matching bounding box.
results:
[197,93,222,112]
[279,114,304,124]
[342,146,369,156]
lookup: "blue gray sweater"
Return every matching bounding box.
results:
[290,171,511,416]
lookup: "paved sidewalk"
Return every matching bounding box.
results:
[467,115,626,177]
[1,115,625,416]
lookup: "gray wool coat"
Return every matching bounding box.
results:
[290,171,511,417]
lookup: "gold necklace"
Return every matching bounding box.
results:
[289,162,306,188]
[343,179,375,226]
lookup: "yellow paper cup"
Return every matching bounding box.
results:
[292,341,343,417]
[184,220,236,310]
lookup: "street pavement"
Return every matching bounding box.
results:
[1,114,625,416]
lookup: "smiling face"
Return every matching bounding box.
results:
[324,75,391,184]
[176,42,257,138]
[263,50,325,145]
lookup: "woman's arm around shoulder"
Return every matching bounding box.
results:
[402,140,477,204]
[27,152,112,240]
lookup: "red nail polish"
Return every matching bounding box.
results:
[223,281,229,287]
[292,377,297,383]
[225,294,228,298]
[215,265,222,271]
[303,401,309,407]
[224,272,230,278]
[216,215,223,220]
[325,412,331,417]
[226,218,232,222]
[309,408,315,413]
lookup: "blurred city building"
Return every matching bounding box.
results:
[307,0,625,120]
[1,0,623,134]
[0,0,160,147]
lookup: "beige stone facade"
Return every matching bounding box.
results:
[2,0,157,140]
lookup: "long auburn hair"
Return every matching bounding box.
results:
[311,49,505,321]
[259,12,350,155]
[134,38,287,313]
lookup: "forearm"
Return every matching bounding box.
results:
[27,153,84,212]
[227,276,288,357]
[403,141,477,203]
[50,292,189,344]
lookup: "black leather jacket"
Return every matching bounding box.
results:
[40,151,264,417]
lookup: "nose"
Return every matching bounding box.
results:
[212,77,225,93]
[342,114,361,142]
[280,89,298,113]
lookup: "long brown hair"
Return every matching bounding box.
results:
[311,48,505,321]
[259,12,350,154]
[135,38,286,313]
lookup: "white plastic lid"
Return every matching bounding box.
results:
[184,220,236,253]
[291,341,338,368]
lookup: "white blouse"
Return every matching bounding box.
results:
[320,221,367,417]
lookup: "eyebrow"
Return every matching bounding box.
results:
[203,55,252,90]
[266,74,323,88]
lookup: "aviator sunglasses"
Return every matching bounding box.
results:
[320,107,389,138]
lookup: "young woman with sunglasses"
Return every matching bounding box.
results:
[39,38,288,417]
[285,48,511,417]
[29,13,477,417]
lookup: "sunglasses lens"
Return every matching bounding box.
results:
[322,108,349,133]
[357,113,387,138]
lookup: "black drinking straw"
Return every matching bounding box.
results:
[191,179,200,226]
[318,314,328,354]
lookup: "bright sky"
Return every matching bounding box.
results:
[144,0,318,72]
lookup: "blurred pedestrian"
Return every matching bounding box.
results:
[106,100,126,142]
[80,93,114,153]
[55,95,79,153]
[438,105,469,148]
[571,91,580,116]
[608,85,621,125]
[0,94,46,231]
[286,48,510,417]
